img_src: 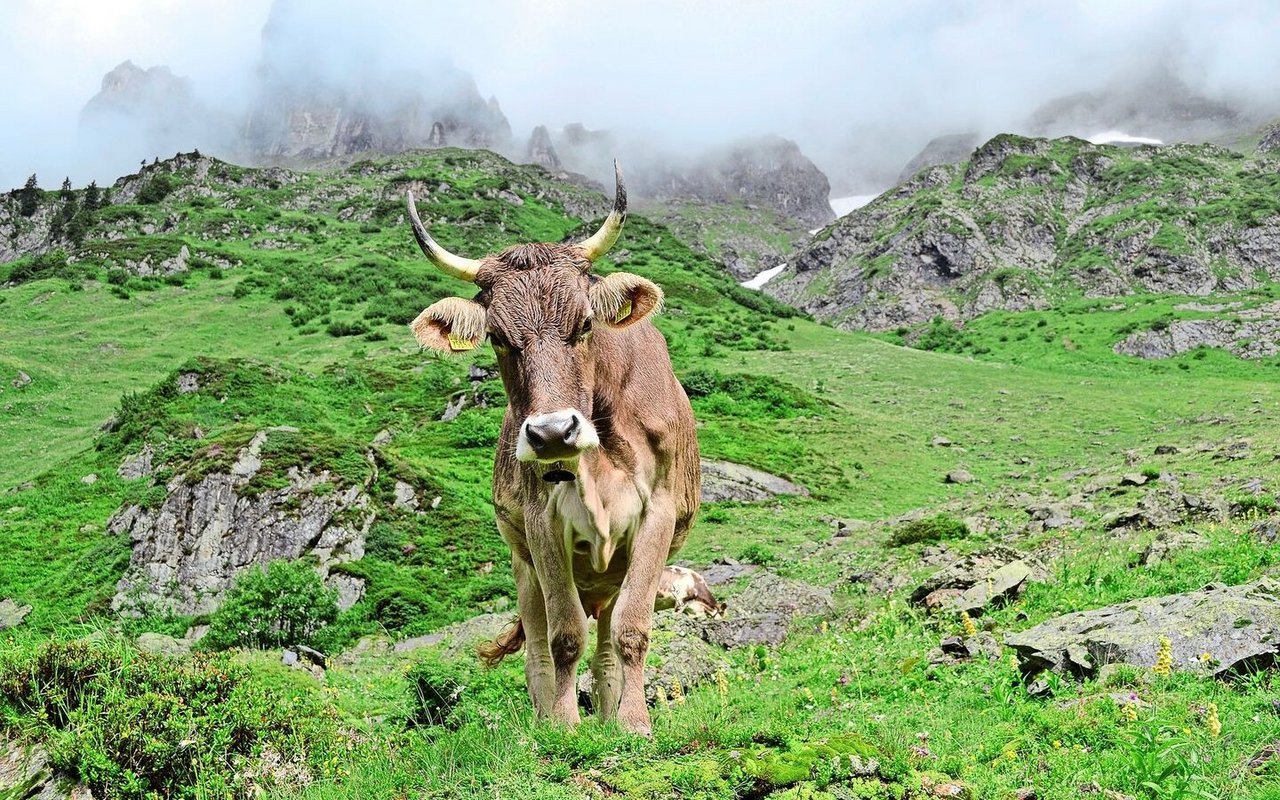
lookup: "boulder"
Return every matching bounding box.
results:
[910,546,1046,609]
[699,459,809,503]
[697,572,832,648]
[0,599,32,630]
[136,632,190,657]
[1006,578,1280,680]
[1137,529,1209,567]
[945,470,975,485]
[117,445,155,480]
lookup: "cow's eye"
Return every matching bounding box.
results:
[489,331,513,350]
[580,319,593,336]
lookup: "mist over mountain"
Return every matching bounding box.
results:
[4,0,1280,198]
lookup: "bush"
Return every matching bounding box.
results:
[681,369,825,419]
[136,174,174,205]
[202,560,338,650]
[0,638,339,799]
[890,514,969,547]
[738,543,777,566]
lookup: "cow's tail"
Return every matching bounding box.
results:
[477,616,525,667]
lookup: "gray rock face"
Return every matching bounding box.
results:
[766,134,1280,332]
[700,459,808,503]
[526,125,561,170]
[1260,123,1280,155]
[1006,578,1280,680]
[1115,305,1280,360]
[0,737,93,800]
[0,598,32,630]
[117,445,155,480]
[897,133,980,184]
[110,429,372,616]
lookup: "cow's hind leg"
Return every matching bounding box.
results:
[513,556,554,715]
[613,502,676,735]
[591,596,622,721]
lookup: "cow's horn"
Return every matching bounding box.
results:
[577,160,627,262]
[406,190,481,283]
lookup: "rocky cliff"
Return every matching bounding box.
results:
[767,134,1280,331]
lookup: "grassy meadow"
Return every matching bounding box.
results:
[1,149,1279,799]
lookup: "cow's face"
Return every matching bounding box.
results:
[404,163,662,468]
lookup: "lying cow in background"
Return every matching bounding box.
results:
[656,566,725,618]
[405,162,700,736]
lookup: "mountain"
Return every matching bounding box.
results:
[766,133,1280,331]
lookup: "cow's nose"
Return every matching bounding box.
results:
[526,414,579,455]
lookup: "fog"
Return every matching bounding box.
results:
[2,0,1278,192]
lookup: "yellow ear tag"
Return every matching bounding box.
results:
[614,299,633,324]
[447,333,476,352]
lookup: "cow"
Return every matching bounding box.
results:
[655,565,725,618]
[405,162,700,735]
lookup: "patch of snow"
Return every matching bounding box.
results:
[1087,131,1163,146]
[741,263,787,290]
[830,194,879,217]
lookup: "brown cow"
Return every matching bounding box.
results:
[656,565,725,618]
[405,163,700,735]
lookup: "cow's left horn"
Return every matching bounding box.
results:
[406,190,481,282]
[577,160,627,263]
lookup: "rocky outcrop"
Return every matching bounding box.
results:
[526,125,561,171]
[700,459,809,503]
[1006,578,1280,680]
[1259,123,1280,155]
[697,572,832,648]
[767,134,1280,331]
[896,133,979,184]
[110,428,373,616]
[910,547,1048,615]
[1115,304,1280,359]
[0,738,92,800]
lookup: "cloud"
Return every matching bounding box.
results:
[0,0,1276,191]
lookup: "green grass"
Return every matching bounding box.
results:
[3,147,1280,799]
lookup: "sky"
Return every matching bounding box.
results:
[1,0,1277,191]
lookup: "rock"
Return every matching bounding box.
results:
[326,573,365,611]
[372,428,393,445]
[281,649,299,666]
[698,572,832,648]
[699,459,809,503]
[932,436,953,447]
[1253,518,1280,543]
[117,445,155,480]
[897,132,980,183]
[393,480,419,511]
[948,561,1035,615]
[700,559,760,585]
[1120,473,1149,487]
[394,632,446,653]
[0,737,93,799]
[0,598,32,630]
[1138,529,1209,567]
[1154,444,1180,455]
[176,372,200,393]
[79,473,98,485]
[945,470,974,485]
[910,546,1046,607]
[933,632,1001,664]
[296,645,326,668]
[11,371,31,389]
[110,429,373,616]
[526,124,561,170]
[1006,578,1280,680]
[831,518,871,537]
[136,632,190,657]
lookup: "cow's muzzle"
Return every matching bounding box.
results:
[516,409,599,463]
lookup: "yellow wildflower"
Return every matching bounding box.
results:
[1206,703,1221,737]
[655,685,670,710]
[671,677,686,706]
[961,611,978,638]
[1153,635,1173,677]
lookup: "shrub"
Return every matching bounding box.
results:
[738,543,777,566]
[202,560,338,650]
[136,174,174,205]
[0,638,339,799]
[890,514,969,547]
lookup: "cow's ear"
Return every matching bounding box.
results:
[410,297,487,353]
[589,272,663,329]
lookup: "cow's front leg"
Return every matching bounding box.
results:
[591,596,622,720]
[512,554,553,715]
[527,512,586,726]
[612,499,676,735]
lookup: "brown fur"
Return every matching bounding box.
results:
[411,225,699,735]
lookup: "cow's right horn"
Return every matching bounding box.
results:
[406,190,481,283]
[577,160,627,263]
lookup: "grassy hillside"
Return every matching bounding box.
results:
[2,149,1280,799]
